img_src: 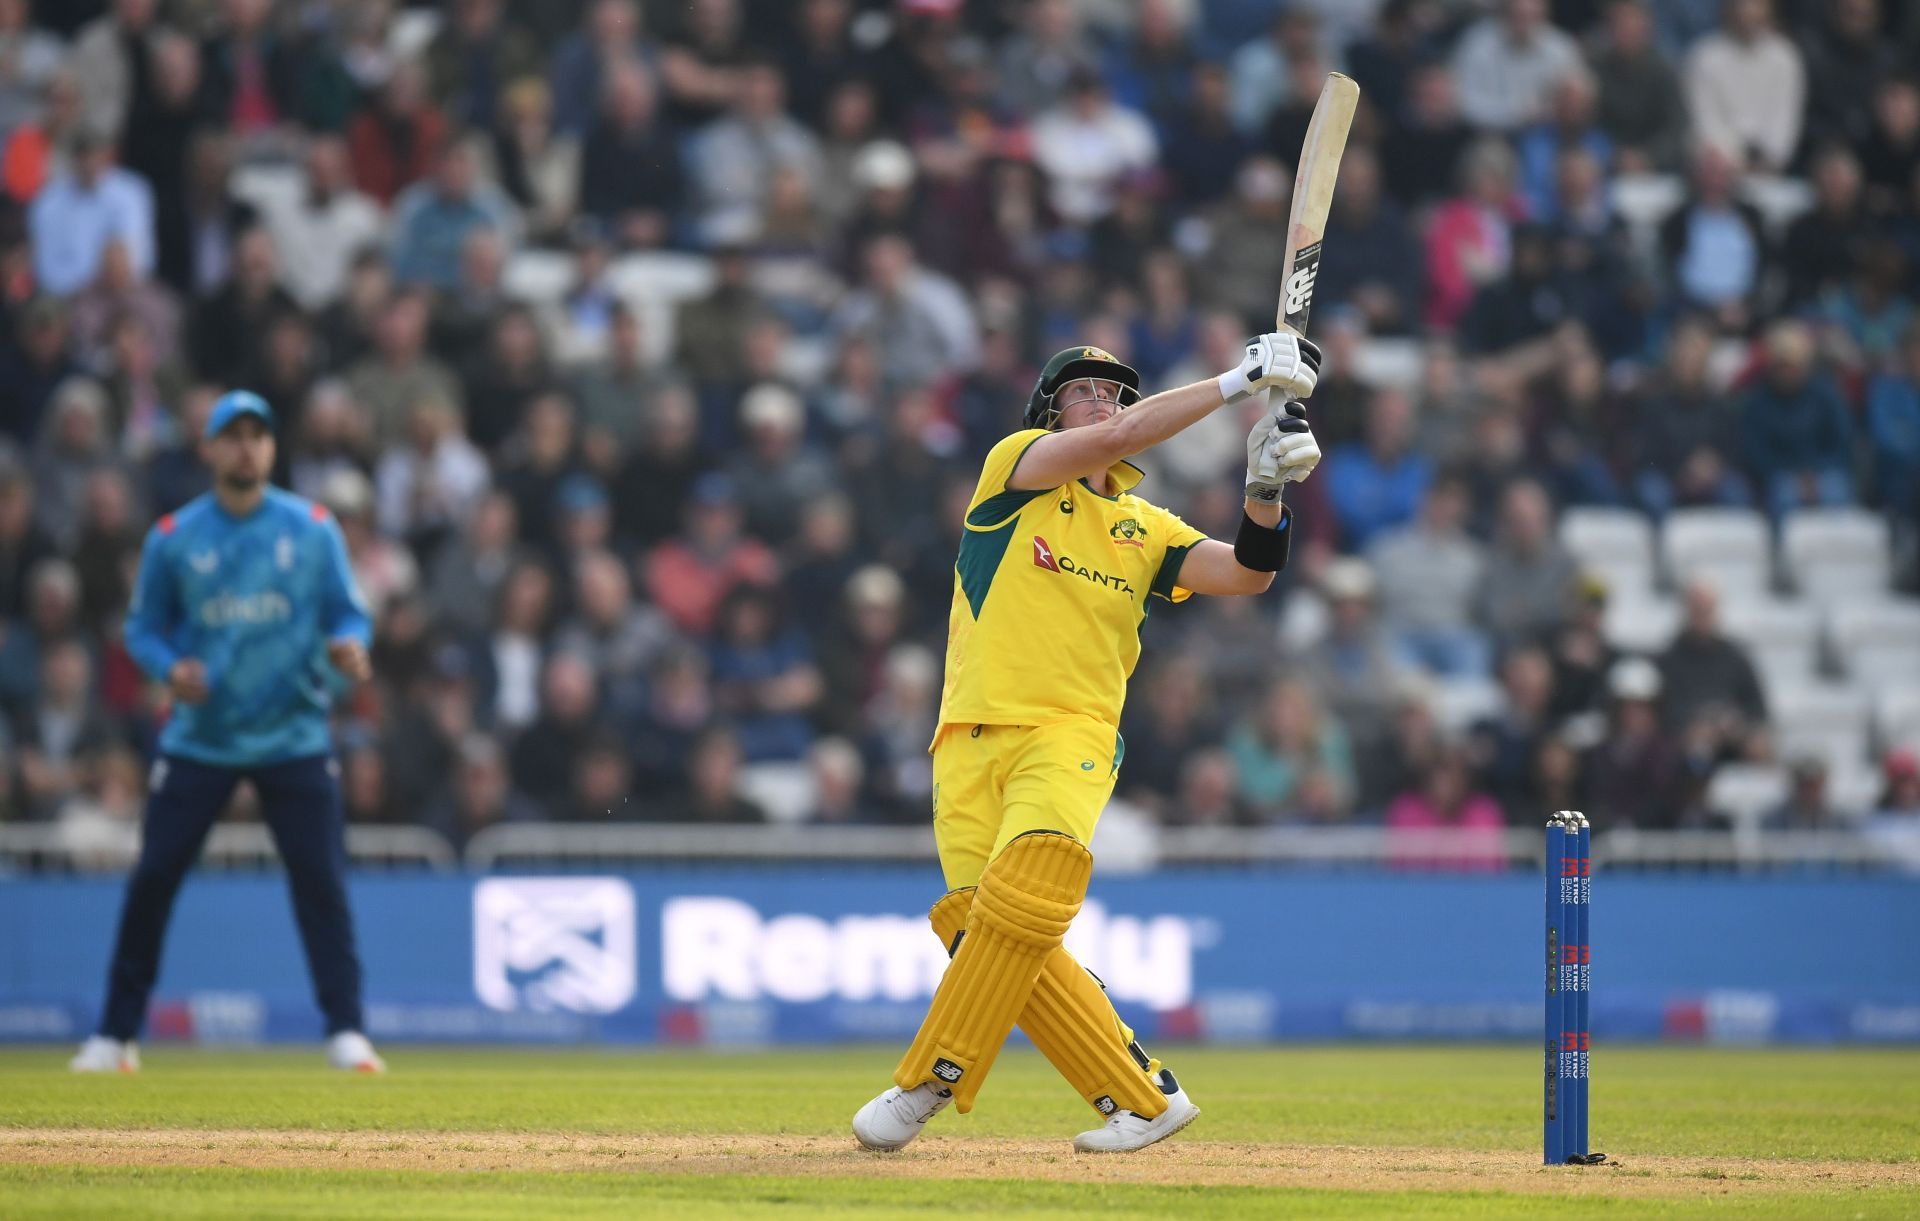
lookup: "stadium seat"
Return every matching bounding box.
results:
[1662,507,1772,596]
[1738,174,1817,237]
[1608,173,1685,236]
[1781,509,1892,604]
[735,762,817,825]
[1560,508,1656,599]
[1430,675,1506,735]
[1601,592,1681,654]
[502,250,575,307]
[1704,763,1789,830]
[1827,600,1920,690]
[1352,338,1425,390]
[1717,598,1824,687]
[389,8,442,60]
[1879,689,1920,754]
[1826,762,1883,821]
[1770,683,1874,778]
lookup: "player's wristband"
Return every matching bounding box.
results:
[1217,365,1255,403]
[1233,507,1292,573]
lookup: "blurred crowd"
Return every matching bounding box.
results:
[3,0,1920,862]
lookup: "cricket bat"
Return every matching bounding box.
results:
[1275,72,1360,340]
[1255,72,1358,485]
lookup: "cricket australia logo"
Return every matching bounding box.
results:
[1109,518,1147,548]
[473,878,637,1014]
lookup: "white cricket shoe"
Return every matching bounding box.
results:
[852,1081,954,1151]
[69,1035,139,1073]
[1073,1068,1201,1153]
[325,1030,386,1073]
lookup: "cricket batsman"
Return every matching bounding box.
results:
[853,334,1324,1151]
[70,391,385,1074]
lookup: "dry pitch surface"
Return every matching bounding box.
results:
[3,1046,1917,1218]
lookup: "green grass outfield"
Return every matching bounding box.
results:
[2,1045,1917,1218]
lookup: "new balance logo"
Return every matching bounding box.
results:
[1284,245,1322,317]
[1032,536,1059,572]
[931,1058,964,1083]
[1094,1095,1118,1115]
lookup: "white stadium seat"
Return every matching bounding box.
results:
[1878,688,1920,753]
[1718,598,1824,687]
[735,762,817,825]
[1738,174,1817,237]
[1827,600,1920,693]
[1782,509,1892,603]
[1430,675,1506,735]
[1705,763,1789,830]
[1770,683,1874,777]
[502,250,575,306]
[1663,507,1772,596]
[1601,593,1681,654]
[1560,508,1656,599]
[1608,173,1685,231]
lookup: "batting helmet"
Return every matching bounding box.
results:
[1023,346,1142,431]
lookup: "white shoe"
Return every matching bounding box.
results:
[325,1030,386,1073]
[1073,1068,1201,1153]
[852,1081,954,1151]
[69,1035,139,1073]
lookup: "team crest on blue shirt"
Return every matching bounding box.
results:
[188,549,219,574]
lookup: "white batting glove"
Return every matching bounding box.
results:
[1218,332,1323,404]
[1244,401,1322,502]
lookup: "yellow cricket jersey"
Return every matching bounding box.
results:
[937,428,1209,734]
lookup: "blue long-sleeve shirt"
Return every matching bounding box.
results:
[125,488,372,767]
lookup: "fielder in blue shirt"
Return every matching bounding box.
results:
[71,391,386,1074]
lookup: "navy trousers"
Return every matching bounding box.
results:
[97,754,365,1040]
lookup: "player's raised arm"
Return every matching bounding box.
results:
[1164,399,1324,598]
[1008,335,1321,491]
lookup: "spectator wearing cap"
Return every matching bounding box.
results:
[642,473,777,636]
[1584,657,1686,829]
[1366,473,1490,679]
[389,139,520,292]
[553,474,615,562]
[1475,479,1580,647]
[1740,320,1855,517]
[1683,0,1804,172]
[424,733,541,851]
[246,135,383,314]
[688,58,821,246]
[578,58,683,249]
[1030,65,1157,226]
[28,128,155,298]
[725,384,837,547]
[830,232,980,391]
[1590,0,1687,173]
[1451,0,1583,133]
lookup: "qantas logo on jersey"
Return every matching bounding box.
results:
[1032,535,1135,596]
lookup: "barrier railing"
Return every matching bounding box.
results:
[0,821,1905,874]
